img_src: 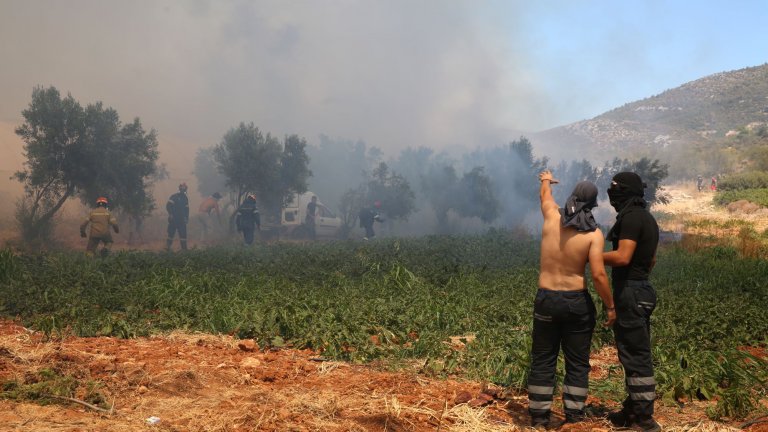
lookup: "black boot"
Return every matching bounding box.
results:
[607,409,634,428]
[635,416,661,432]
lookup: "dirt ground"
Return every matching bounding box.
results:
[1,320,766,432]
[1,185,767,431]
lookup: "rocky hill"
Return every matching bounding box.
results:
[533,63,768,161]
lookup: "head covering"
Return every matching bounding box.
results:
[606,172,648,241]
[212,192,222,199]
[561,181,598,232]
[607,172,645,211]
[96,196,109,207]
[179,182,188,192]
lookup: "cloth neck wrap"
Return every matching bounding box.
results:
[560,181,598,232]
[606,196,647,241]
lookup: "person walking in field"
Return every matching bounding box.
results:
[235,193,260,245]
[710,176,718,191]
[603,172,661,432]
[305,195,318,240]
[166,182,190,251]
[80,197,120,257]
[197,192,222,242]
[527,170,615,428]
[358,200,383,240]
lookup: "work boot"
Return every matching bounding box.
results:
[564,411,586,423]
[530,415,551,430]
[634,417,661,432]
[180,239,188,250]
[607,409,634,428]
[166,239,173,251]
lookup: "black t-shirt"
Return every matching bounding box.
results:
[611,206,659,281]
[307,202,317,217]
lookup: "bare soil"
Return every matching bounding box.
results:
[1,320,766,432]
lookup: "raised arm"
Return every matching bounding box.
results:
[538,170,559,219]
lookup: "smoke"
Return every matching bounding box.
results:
[0,0,553,160]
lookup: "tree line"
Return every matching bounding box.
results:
[12,86,670,244]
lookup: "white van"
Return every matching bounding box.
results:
[279,192,342,239]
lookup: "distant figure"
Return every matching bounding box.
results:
[198,192,222,242]
[235,193,261,245]
[696,175,703,192]
[80,197,119,257]
[358,201,383,240]
[305,195,318,240]
[166,183,190,251]
[710,176,717,192]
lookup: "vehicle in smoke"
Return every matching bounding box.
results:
[261,192,342,240]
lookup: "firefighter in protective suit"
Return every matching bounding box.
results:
[235,193,260,245]
[80,197,119,257]
[166,183,190,251]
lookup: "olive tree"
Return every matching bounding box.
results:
[14,86,161,244]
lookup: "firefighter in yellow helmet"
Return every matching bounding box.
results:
[80,197,119,257]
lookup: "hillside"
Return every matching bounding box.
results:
[534,63,768,160]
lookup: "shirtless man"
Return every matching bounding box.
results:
[527,170,616,428]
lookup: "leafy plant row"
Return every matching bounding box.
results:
[0,233,766,419]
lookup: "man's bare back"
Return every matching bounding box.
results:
[539,217,604,291]
[537,170,615,326]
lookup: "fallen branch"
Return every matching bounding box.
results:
[741,414,768,429]
[43,394,113,414]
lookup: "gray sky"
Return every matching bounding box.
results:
[1,0,766,161]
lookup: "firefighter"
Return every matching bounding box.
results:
[166,183,190,251]
[603,172,661,432]
[235,193,260,245]
[305,195,318,240]
[358,200,383,240]
[80,197,119,257]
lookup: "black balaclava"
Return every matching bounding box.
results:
[606,172,647,241]
[607,172,645,212]
[561,181,599,232]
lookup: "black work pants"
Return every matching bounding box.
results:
[241,227,255,245]
[528,289,596,422]
[613,279,657,419]
[167,219,187,250]
[362,223,375,239]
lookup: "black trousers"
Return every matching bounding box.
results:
[613,279,657,419]
[528,289,596,421]
[166,219,187,250]
[241,227,255,245]
[362,223,375,239]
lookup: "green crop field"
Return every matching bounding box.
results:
[1,231,766,419]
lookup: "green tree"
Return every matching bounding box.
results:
[456,167,499,223]
[422,165,458,230]
[421,165,499,232]
[213,123,311,220]
[13,86,161,243]
[193,147,227,198]
[366,162,415,221]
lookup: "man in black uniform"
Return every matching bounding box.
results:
[306,195,318,240]
[358,201,382,240]
[166,183,190,251]
[603,172,661,432]
[235,193,261,245]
